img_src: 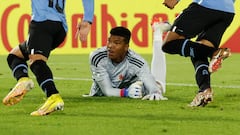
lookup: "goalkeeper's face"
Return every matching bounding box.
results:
[107,35,129,63]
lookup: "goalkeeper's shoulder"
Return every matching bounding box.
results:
[127,49,149,66]
[89,47,108,66]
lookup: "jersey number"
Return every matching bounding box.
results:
[48,0,65,13]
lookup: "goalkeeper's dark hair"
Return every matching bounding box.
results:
[110,26,131,44]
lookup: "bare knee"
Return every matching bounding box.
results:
[197,39,215,48]
[9,46,24,59]
[29,54,48,65]
[163,31,185,45]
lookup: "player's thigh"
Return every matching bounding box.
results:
[164,31,185,43]
[51,25,66,50]
[27,21,53,58]
[172,3,217,38]
[197,13,235,48]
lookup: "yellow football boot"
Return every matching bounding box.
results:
[3,77,34,106]
[30,94,64,116]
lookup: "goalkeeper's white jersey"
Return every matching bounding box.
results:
[89,46,159,97]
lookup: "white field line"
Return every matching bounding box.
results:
[54,77,240,89]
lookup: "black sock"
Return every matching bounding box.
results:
[7,54,29,80]
[191,57,210,92]
[30,60,58,97]
[162,39,216,59]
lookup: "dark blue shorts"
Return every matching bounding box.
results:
[171,3,234,47]
[20,20,66,59]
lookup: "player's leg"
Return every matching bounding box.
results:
[30,58,64,116]
[162,3,218,59]
[152,39,166,93]
[162,37,216,59]
[189,11,234,107]
[3,42,34,106]
[189,57,213,107]
[198,12,234,73]
[150,18,171,93]
[162,3,218,107]
[27,21,65,116]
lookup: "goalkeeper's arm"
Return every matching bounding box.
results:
[98,79,143,98]
[94,72,142,98]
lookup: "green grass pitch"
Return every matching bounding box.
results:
[0,54,240,135]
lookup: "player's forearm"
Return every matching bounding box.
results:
[96,79,122,97]
[82,0,94,23]
[101,87,122,97]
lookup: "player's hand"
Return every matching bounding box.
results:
[75,21,92,42]
[163,0,179,9]
[127,81,143,98]
[142,92,168,100]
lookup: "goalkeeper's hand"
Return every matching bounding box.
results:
[142,91,168,101]
[121,81,143,98]
[163,0,179,9]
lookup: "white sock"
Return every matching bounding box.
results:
[151,29,166,93]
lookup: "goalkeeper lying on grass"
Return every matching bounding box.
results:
[86,26,167,100]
